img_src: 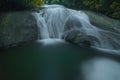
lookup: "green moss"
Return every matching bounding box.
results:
[84,11,120,32]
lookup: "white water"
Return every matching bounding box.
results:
[33,4,120,54]
[81,58,120,80]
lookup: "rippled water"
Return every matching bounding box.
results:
[0,39,120,80]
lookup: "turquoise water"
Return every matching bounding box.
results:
[0,39,120,80]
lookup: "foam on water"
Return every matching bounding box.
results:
[81,58,120,80]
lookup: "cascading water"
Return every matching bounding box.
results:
[33,4,120,54]
[33,12,49,39]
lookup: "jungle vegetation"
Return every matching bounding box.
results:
[47,0,120,19]
[0,0,44,11]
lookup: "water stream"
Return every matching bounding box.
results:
[33,4,120,54]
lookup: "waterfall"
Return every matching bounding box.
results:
[33,4,120,54]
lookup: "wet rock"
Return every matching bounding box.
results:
[62,30,99,47]
[63,14,82,32]
[0,11,38,48]
[84,11,120,33]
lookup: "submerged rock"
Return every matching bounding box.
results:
[0,11,38,48]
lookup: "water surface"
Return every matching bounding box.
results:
[0,39,120,80]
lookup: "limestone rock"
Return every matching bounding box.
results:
[0,11,38,48]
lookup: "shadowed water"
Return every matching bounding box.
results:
[0,39,120,80]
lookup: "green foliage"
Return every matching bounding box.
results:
[83,0,102,11]
[47,0,120,19]
[0,0,44,11]
[21,0,44,8]
[82,0,120,19]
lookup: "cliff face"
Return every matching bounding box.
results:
[0,11,38,48]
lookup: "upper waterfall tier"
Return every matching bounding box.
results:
[33,4,120,54]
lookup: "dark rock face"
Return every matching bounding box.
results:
[62,30,99,47]
[0,11,38,48]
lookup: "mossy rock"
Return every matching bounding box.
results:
[84,11,120,33]
[0,11,38,48]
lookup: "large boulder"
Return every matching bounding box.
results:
[0,11,38,48]
[62,30,99,47]
[62,11,120,48]
[84,11,120,33]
